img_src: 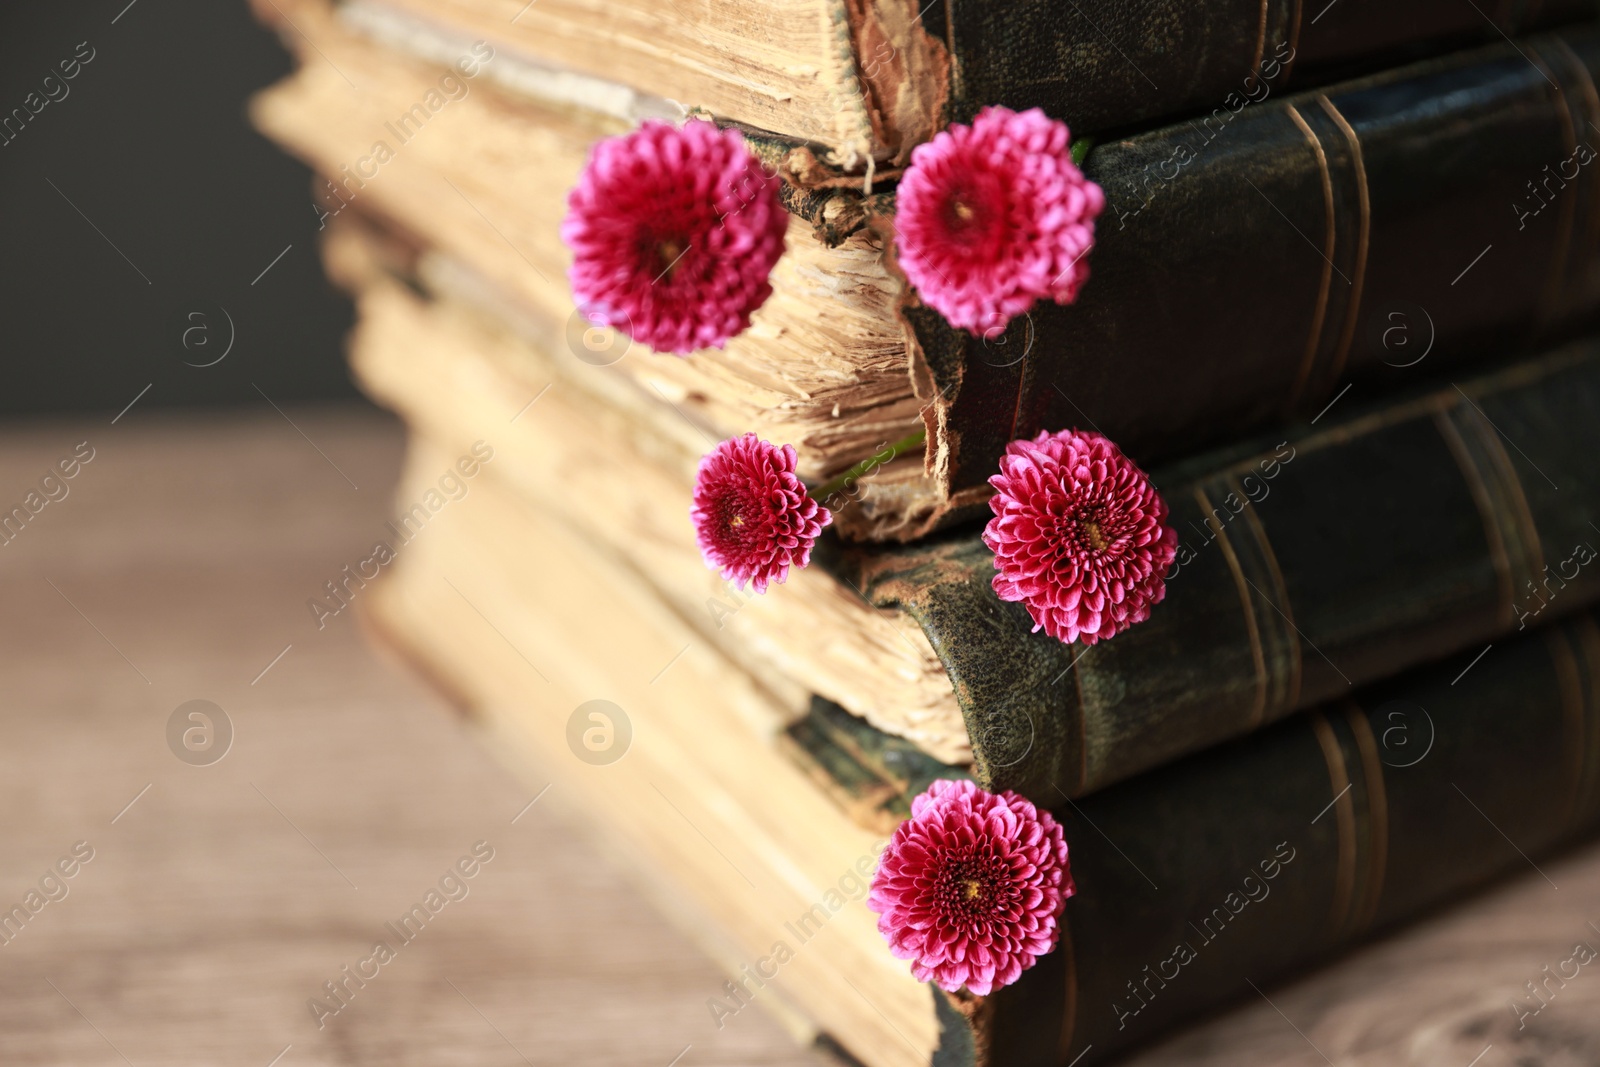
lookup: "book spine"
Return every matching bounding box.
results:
[938,0,1597,140]
[904,26,1600,525]
[782,696,971,832]
[1294,0,1599,69]
[960,607,1600,1066]
[850,342,1600,800]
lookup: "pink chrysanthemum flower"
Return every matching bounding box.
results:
[984,429,1176,645]
[562,118,788,354]
[869,779,1072,996]
[894,106,1104,336]
[691,433,831,593]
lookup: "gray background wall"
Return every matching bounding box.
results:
[0,1,359,416]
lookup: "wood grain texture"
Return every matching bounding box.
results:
[0,410,818,1067]
[2,411,1597,1066]
[1120,839,1600,1067]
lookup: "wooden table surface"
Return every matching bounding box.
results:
[1,408,1596,1067]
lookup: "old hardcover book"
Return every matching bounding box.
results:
[253,5,1600,540]
[901,25,1600,530]
[279,0,1597,177]
[361,437,941,1067]
[853,342,1600,799]
[249,0,928,528]
[323,218,967,764]
[365,426,1600,1067]
[794,610,1600,1067]
[328,212,1600,803]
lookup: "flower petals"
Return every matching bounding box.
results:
[564,119,787,354]
[691,433,831,592]
[867,779,1073,995]
[895,107,1104,336]
[984,429,1176,645]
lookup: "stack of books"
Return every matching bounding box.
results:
[252,1,1600,1062]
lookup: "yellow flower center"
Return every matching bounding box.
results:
[656,239,686,281]
[1083,519,1108,552]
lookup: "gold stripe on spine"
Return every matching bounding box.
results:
[1284,104,1336,414]
[1545,623,1588,831]
[1432,409,1517,629]
[1008,316,1038,442]
[1342,702,1388,936]
[1057,920,1078,1065]
[1251,0,1269,76]
[1317,95,1369,385]
[1288,346,1585,463]
[1257,0,1297,82]
[1284,0,1303,82]
[1195,485,1268,727]
[1574,615,1600,822]
[1226,472,1303,718]
[1526,42,1578,328]
[1443,397,1547,621]
[1548,37,1600,317]
[1310,710,1358,938]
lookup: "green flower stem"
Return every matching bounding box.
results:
[811,428,927,505]
[1071,136,1095,167]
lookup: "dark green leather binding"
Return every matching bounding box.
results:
[937,0,1597,137]
[783,697,972,832]
[985,608,1600,1067]
[898,26,1600,530]
[792,610,1600,1066]
[842,341,1600,800]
